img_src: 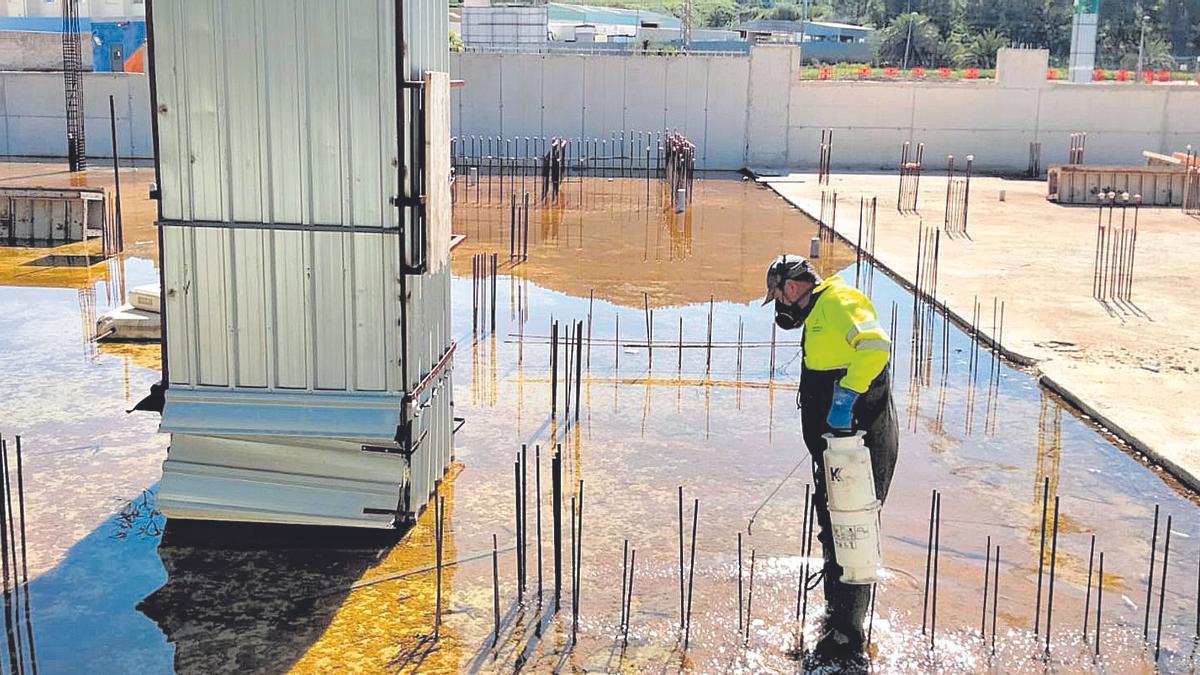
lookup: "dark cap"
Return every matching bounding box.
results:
[761,254,818,306]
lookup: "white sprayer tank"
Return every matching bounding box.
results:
[823,431,883,584]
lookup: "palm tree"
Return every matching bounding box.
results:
[964,29,1008,68]
[876,13,941,67]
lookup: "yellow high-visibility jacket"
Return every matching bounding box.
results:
[802,276,891,393]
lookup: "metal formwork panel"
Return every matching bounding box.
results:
[151,0,453,528]
[162,227,403,392]
[153,0,400,229]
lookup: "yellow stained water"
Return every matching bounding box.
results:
[2,166,1198,673]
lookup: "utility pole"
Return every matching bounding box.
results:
[682,0,692,50]
[1136,14,1150,76]
[798,0,809,64]
[901,0,914,70]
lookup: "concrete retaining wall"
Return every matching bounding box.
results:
[451,51,751,169]
[0,70,151,159]
[5,49,1200,172]
[452,46,1200,171]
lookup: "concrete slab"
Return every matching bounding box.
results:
[763,170,1200,491]
[130,284,161,313]
[97,304,161,341]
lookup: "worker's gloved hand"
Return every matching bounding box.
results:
[826,383,859,431]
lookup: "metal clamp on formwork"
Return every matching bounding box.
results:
[396,76,430,275]
[397,342,458,453]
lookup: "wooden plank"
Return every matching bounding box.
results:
[425,70,452,274]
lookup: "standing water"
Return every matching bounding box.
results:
[0,165,1197,672]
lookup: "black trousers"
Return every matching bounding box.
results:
[799,366,899,643]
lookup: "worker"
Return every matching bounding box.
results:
[762,254,899,667]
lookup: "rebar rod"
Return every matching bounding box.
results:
[1035,476,1049,634]
[1084,534,1095,640]
[684,498,699,650]
[1154,515,1171,661]
[1145,504,1160,639]
[981,535,991,638]
[1045,496,1060,651]
[1095,552,1104,658]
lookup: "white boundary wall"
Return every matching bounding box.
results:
[451,46,1200,171]
[1,71,151,159]
[5,48,1199,171]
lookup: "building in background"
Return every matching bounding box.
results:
[461,0,548,52]
[461,0,745,52]
[0,0,146,72]
[736,19,873,63]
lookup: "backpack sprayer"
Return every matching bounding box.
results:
[822,430,883,584]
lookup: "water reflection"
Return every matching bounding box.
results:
[5,171,1200,671]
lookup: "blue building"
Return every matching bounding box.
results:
[0,0,146,72]
[735,19,874,63]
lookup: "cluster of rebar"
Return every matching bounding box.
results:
[854,197,878,295]
[908,224,940,386]
[508,192,530,262]
[452,131,670,205]
[1091,190,1141,305]
[1027,141,1042,178]
[961,297,1005,436]
[817,129,833,185]
[1068,132,1088,165]
[663,133,696,212]
[943,154,973,237]
[817,190,838,255]
[549,320,584,421]
[793,485,819,654]
[471,252,497,333]
[898,141,925,213]
[0,435,36,674]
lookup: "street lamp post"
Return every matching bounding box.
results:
[901,7,915,70]
[1136,14,1150,76]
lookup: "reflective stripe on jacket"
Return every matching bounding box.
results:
[802,275,891,393]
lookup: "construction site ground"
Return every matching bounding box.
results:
[762,170,1200,491]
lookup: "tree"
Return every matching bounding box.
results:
[450,30,464,52]
[697,0,740,27]
[964,28,1009,68]
[757,3,804,21]
[1117,35,1177,69]
[876,12,942,66]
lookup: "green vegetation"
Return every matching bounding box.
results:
[553,0,1200,69]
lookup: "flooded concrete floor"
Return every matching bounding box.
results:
[764,171,1200,499]
[1,165,1199,672]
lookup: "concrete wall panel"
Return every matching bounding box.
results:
[791,83,916,132]
[912,85,1038,132]
[623,56,666,134]
[581,55,625,139]
[703,56,748,168]
[746,45,795,167]
[457,54,502,138]
[500,53,543,139]
[540,54,584,137]
[682,57,709,150]
[663,57,689,134]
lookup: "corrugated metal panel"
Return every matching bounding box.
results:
[158,434,406,529]
[152,0,453,527]
[163,226,402,392]
[160,388,402,442]
[155,0,400,228]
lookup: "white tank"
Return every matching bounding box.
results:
[823,431,883,584]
